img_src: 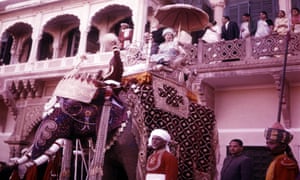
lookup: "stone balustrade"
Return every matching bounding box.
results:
[1,33,300,79]
[200,33,300,63]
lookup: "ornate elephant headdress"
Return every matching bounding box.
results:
[53,33,124,103]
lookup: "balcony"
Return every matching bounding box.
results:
[193,33,300,90]
[0,33,300,88]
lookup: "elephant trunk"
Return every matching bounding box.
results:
[13,138,65,179]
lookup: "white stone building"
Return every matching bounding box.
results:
[0,0,299,179]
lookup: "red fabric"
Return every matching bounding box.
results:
[266,154,299,180]
[25,164,37,180]
[43,151,62,180]
[146,150,178,180]
[9,169,21,180]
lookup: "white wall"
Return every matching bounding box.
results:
[215,84,300,179]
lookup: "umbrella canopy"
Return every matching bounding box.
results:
[154,3,209,32]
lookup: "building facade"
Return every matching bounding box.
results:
[0,0,299,179]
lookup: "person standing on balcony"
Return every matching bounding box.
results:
[291,7,300,33]
[221,16,240,40]
[146,129,178,180]
[240,13,256,38]
[118,22,133,50]
[264,122,299,180]
[255,11,273,38]
[220,139,253,180]
[273,10,289,35]
[201,20,221,43]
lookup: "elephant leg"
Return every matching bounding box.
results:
[109,120,139,180]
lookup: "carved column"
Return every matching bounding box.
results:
[9,37,18,64]
[131,0,148,46]
[28,12,42,62]
[78,3,90,55]
[52,37,60,59]
[272,72,291,128]
[210,0,225,26]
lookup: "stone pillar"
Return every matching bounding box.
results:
[9,38,18,64]
[78,4,90,55]
[279,0,292,30]
[28,12,42,62]
[279,0,291,16]
[52,37,60,59]
[210,0,225,26]
[131,0,148,47]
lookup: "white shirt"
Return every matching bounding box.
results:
[201,25,221,43]
[240,22,250,38]
[255,20,271,38]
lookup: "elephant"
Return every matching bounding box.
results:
[9,43,143,180]
[121,73,218,180]
[9,37,218,180]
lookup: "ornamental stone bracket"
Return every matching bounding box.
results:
[2,90,18,118]
[8,79,44,100]
[192,80,215,110]
[1,79,44,118]
[271,72,291,128]
[3,79,45,157]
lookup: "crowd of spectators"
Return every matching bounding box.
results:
[197,8,300,44]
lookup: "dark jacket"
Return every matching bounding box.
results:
[221,153,253,180]
[221,21,240,40]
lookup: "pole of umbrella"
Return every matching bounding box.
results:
[276,31,290,123]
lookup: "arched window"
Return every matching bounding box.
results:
[37,32,53,61]
[0,32,13,65]
[86,26,100,53]
[66,28,80,57]
[19,37,32,63]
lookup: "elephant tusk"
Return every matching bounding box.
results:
[32,138,65,166]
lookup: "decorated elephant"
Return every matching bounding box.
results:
[8,35,218,180]
[121,72,218,180]
[8,42,143,180]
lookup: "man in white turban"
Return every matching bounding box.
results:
[146,129,178,180]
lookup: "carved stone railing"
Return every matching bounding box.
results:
[200,33,300,63]
[201,39,246,63]
[252,33,300,58]
[1,33,300,78]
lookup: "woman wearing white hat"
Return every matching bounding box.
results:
[145,129,178,180]
[150,28,180,70]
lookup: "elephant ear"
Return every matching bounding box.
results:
[103,44,124,84]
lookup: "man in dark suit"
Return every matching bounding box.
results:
[221,16,240,40]
[221,16,240,61]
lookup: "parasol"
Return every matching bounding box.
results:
[154,3,209,32]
